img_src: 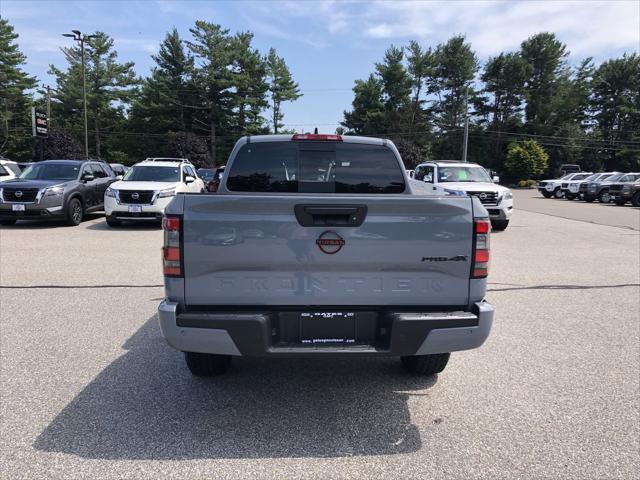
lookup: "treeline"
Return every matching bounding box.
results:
[2,16,639,176]
[341,34,640,178]
[0,18,301,167]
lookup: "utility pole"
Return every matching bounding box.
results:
[42,85,52,126]
[62,30,96,160]
[462,85,469,163]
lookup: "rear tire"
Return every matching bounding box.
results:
[491,219,509,231]
[401,353,450,376]
[553,188,563,199]
[632,192,640,207]
[106,216,122,227]
[0,219,16,226]
[614,200,626,206]
[598,190,611,203]
[65,198,83,226]
[584,195,595,203]
[184,352,231,376]
[565,193,575,200]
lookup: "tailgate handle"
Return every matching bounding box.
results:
[294,205,367,227]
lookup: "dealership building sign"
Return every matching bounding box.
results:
[31,108,48,137]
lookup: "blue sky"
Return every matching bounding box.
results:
[2,0,639,132]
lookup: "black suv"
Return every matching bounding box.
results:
[584,172,628,203]
[0,160,116,226]
[609,176,640,205]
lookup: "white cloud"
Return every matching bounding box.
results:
[355,0,639,59]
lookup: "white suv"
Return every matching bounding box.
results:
[413,160,514,230]
[104,159,205,226]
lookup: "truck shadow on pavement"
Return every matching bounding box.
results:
[33,316,437,459]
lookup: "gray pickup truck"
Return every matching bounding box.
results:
[158,134,494,377]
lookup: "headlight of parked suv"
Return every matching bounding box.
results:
[444,188,466,196]
[105,187,117,198]
[622,186,631,193]
[503,190,513,200]
[43,186,64,196]
[157,188,175,198]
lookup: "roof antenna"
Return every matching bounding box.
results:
[314,127,318,134]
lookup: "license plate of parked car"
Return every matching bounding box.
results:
[128,205,142,213]
[12,204,25,212]
[300,312,356,345]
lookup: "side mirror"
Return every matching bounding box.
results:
[423,174,433,183]
[493,176,500,184]
[116,175,123,180]
[82,173,95,182]
[184,175,195,184]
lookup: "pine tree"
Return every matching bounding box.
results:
[49,32,139,159]
[266,48,301,133]
[0,17,37,159]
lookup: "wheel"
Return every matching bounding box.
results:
[106,216,122,227]
[184,352,231,376]
[584,195,595,203]
[541,191,553,198]
[614,200,626,206]
[632,192,640,207]
[401,353,450,376]
[491,220,509,231]
[65,198,83,226]
[0,219,16,226]
[553,188,563,199]
[598,190,611,203]
[565,193,575,200]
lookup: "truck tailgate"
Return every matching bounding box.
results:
[182,194,473,306]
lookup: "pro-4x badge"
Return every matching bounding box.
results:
[421,255,468,262]
[316,231,345,254]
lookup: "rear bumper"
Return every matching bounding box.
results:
[157,301,494,357]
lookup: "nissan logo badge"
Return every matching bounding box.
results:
[316,231,345,255]
[479,192,487,200]
[15,191,23,198]
[131,192,139,200]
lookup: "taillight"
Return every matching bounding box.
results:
[472,219,490,278]
[162,215,182,277]
[292,133,342,141]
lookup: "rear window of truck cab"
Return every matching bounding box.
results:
[226,141,405,194]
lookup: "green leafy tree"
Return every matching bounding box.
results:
[0,17,37,159]
[520,32,568,132]
[430,35,478,159]
[232,33,269,135]
[49,32,139,159]
[266,48,301,133]
[341,74,386,135]
[130,28,194,135]
[590,53,640,171]
[376,45,411,131]
[186,21,235,165]
[505,139,549,180]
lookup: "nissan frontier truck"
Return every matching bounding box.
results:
[158,134,494,377]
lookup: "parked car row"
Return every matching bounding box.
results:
[538,171,640,206]
[0,157,207,227]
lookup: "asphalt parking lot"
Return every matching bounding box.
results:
[1,189,639,479]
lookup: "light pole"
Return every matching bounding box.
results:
[62,30,96,160]
[462,85,470,163]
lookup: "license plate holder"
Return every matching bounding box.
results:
[12,204,25,212]
[300,312,356,345]
[128,205,142,213]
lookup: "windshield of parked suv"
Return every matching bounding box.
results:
[571,173,591,180]
[602,173,625,183]
[437,166,492,183]
[619,173,640,182]
[19,163,80,180]
[123,165,180,182]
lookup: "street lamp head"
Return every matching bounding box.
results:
[71,29,81,36]
[62,33,75,38]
